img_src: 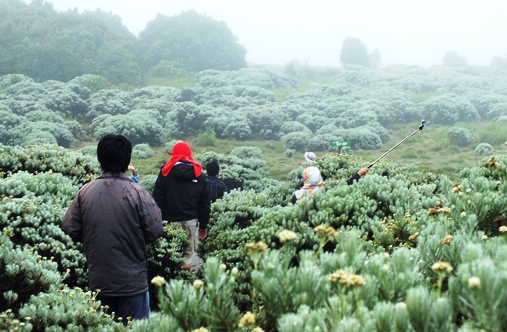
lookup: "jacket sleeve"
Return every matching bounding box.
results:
[138,188,165,244]
[61,193,83,242]
[197,176,211,230]
[220,181,229,196]
[346,172,362,186]
[152,171,166,213]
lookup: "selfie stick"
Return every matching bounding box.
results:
[368,120,425,168]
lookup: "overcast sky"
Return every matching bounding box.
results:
[38,0,506,68]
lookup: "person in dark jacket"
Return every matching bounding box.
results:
[61,134,164,323]
[205,161,229,203]
[153,141,210,270]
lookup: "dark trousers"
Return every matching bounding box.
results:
[98,291,150,323]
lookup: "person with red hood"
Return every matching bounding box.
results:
[153,141,210,270]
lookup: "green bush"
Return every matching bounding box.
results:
[445,127,474,147]
[474,143,493,155]
[132,143,155,159]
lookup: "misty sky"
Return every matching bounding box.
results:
[37,0,506,68]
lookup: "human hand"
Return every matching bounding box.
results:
[198,228,208,240]
[128,165,137,176]
[358,167,369,176]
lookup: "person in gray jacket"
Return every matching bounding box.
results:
[61,134,164,323]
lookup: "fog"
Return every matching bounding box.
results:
[37,0,507,68]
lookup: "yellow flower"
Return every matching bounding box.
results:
[314,225,327,234]
[452,185,463,193]
[193,279,204,289]
[482,235,488,241]
[252,327,265,332]
[440,235,453,245]
[460,212,467,218]
[326,226,337,238]
[314,225,337,238]
[278,230,297,243]
[246,242,268,256]
[150,276,165,287]
[468,276,480,288]
[431,261,453,274]
[441,207,451,213]
[192,328,209,332]
[408,232,420,241]
[329,270,366,287]
[238,311,256,327]
[499,226,507,233]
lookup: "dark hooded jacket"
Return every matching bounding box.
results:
[153,162,210,229]
[61,173,164,296]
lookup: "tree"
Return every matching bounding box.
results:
[442,51,468,68]
[490,56,507,69]
[369,48,382,68]
[340,37,370,67]
[138,10,247,75]
[0,1,142,84]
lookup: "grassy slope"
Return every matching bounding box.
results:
[79,73,507,181]
[123,121,506,182]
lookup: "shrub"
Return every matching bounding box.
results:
[445,127,474,147]
[132,143,155,159]
[284,149,296,157]
[91,113,164,146]
[474,143,493,155]
[86,89,134,120]
[68,74,112,94]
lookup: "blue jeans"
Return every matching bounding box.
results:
[98,291,150,323]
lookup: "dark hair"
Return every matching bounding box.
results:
[206,161,220,176]
[97,134,132,174]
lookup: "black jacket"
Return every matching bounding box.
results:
[153,162,210,229]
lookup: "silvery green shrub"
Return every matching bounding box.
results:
[486,102,507,121]
[445,127,474,147]
[163,102,213,139]
[194,68,297,89]
[421,94,462,125]
[284,149,296,157]
[221,115,253,140]
[448,243,507,331]
[337,127,382,150]
[474,143,493,155]
[132,86,182,103]
[14,286,126,331]
[194,85,277,110]
[0,80,88,118]
[279,121,312,136]
[281,131,310,151]
[246,105,288,140]
[195,149,277,191]
[68,74,112,94]
[0,234,62,313]
[85,89,134,120]
[91,113,164,146]
[12,121,76,148]
[295,114,330,133]
[132,143,155,159]
[464,90,507,119]
[0,74,33,90]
